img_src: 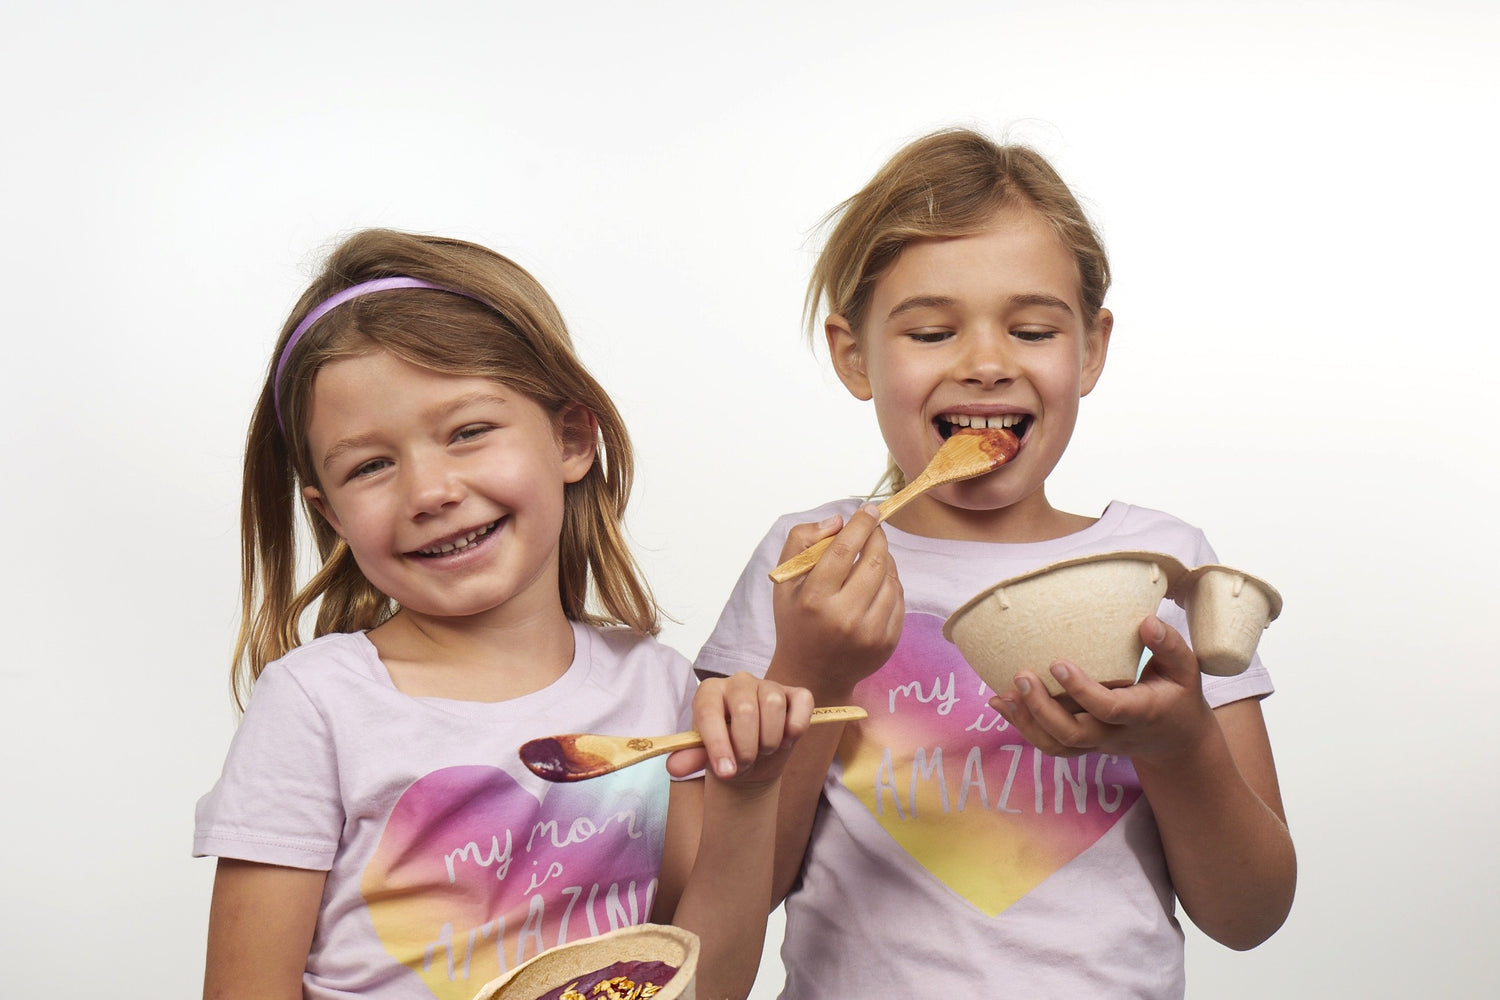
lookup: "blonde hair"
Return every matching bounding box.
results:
[233,229,657,708]
[806,127,1112,492]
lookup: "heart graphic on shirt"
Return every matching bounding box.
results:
[838,612,1142,917]
[361,764,668,1000]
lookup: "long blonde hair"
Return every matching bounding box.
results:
[805,127,1112,493]
[233,229,657,708]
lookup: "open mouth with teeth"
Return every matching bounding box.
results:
[412,519,500,558]
[937,413,1030,441]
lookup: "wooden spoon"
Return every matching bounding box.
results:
[767,428,1019,583]
[519,705,868,782]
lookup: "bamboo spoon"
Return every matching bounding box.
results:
[767,428,1019,583]
[519,705,868,782]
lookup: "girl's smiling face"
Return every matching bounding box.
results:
[300,349,596,627]
[827,201,1111,542]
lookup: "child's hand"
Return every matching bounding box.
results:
[990,615,1217,765]
[667,672,815,786]
[769,504,904,699]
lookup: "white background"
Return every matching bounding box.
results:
[2,1,1496,996]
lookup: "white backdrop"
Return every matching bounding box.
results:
[2,2,1496,997]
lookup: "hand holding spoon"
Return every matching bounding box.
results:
[519,705,868,782]
[768,428,1019,583]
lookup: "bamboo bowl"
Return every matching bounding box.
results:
[1178,564,1283,676]
[943,551,1187,697]
[943,551,1282,696]
[471,924,699,1000]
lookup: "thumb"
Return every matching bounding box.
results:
[778,513,844,560]
[1140,615,1199,683]
[665,747,709,778]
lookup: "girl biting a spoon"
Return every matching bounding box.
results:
[695,128,1295,997]
[195,229,810,1000]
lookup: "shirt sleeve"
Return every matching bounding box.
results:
[193,661,344,870]
[693,518,792,681]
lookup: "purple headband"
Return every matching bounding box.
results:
[272,276,480,433]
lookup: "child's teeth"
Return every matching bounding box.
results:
[945,414,1022,429]
[422,523,493,555]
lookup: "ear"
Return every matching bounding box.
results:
[303,485,345,537]
[556,403,599,484]
[1079,308,1113,397]
[825,315,872,401]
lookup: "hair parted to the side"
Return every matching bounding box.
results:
[805,126,1112,493]
[233,229,658,709]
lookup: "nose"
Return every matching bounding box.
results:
[957,330,1015,388]
[404,451,465,518]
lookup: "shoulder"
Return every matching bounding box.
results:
[745,498,866,567]
[1101,502,1217,565]
[268,631,377,673]
[583,623,692,673]
[768,498,865,528]
[249,633,384,713]
[575,623,696,728]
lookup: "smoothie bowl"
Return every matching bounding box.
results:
[471,924,698,1000]
[942,551,1282,697]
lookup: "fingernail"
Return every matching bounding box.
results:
[818,515,841,530]
[859,502,880,518]
[716,757,737,778]
[1051,663,1070,682]
[1015,677,1031,695]
[1148,616,1166,642]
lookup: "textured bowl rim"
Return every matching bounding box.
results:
[470,923,700,1000]
[1181,563,1284,621]
[942,550,1191,643]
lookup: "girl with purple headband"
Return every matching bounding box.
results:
[196,229,810,1000]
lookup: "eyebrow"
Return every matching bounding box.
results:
[885,292,1076,320]
[318,389,512,474]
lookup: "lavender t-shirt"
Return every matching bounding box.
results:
[697,502,1275,999]
[195,621,696,1000]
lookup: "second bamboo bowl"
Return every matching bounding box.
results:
[942,551,1282,696]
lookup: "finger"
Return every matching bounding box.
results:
[723,675,767,771]
[843,524,904,634]
[805,504,883,582]
[1012,669,1099,755]
[1046,659,1119,722]
[991,686,1067,756]
[1139,616,1200,686]
[690,680,738,779]
[783,686,816,741]
[845,515,895,586]
[755,684,790,756]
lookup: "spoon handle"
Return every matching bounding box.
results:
[648,704,869,759]
[766,475,931,583]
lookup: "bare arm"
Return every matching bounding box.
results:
[1133,696,1294,949]
[655,673,814,1000]
[994,616,1296,949]
[203,858,326,1000]
[761,507,904,904]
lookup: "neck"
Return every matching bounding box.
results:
[887,485,1096,544]
[368,603,577,702]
